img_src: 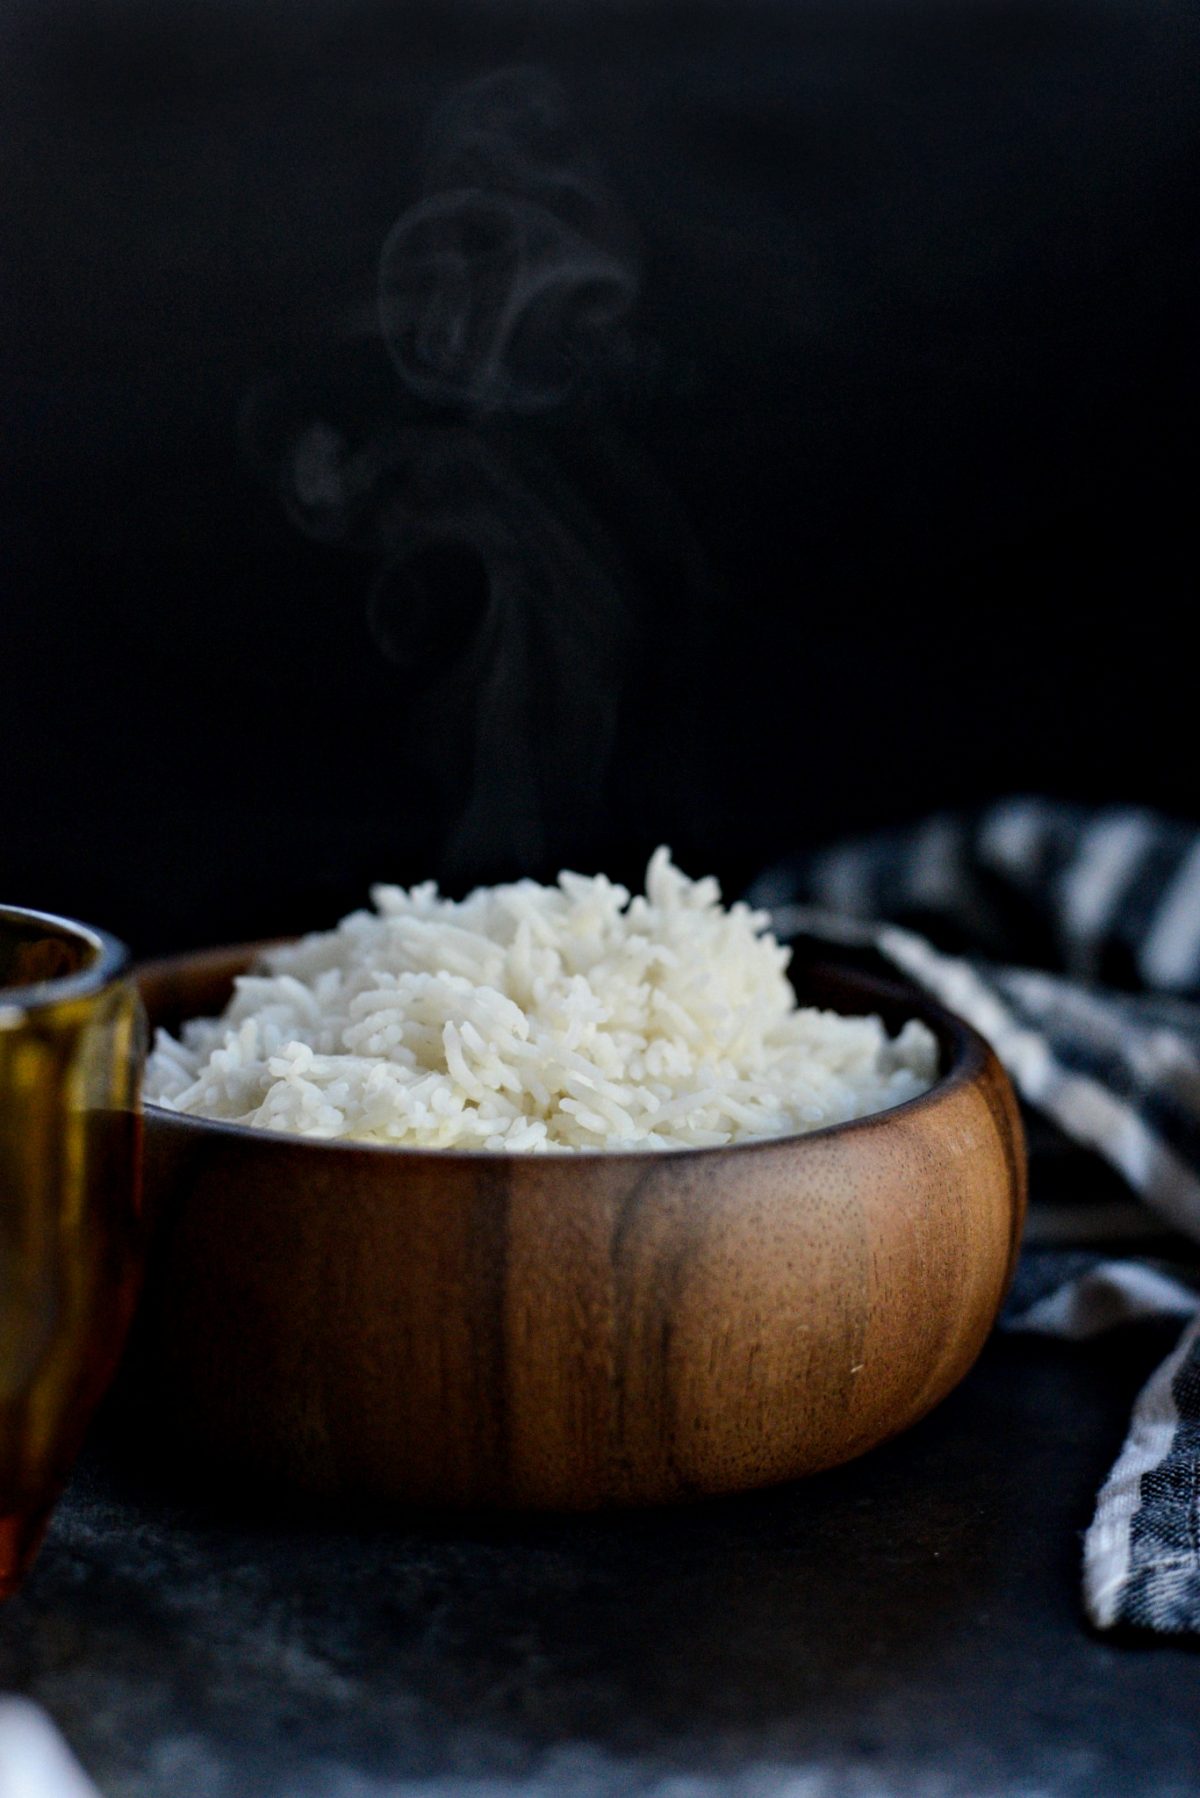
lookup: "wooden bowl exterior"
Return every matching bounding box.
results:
[134,947,1025,1509]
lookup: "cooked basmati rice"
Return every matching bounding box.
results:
[144,850,938,1151]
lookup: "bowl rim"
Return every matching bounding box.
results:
[137,943,991,1165]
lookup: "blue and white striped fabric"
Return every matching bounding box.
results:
[749,798,1200,1636]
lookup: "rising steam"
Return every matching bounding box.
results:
[261,68,704,881]
[282,415,633,870]
[378,69,637,414]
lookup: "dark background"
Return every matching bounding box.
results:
[3,0,1198,956]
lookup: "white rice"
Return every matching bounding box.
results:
[144,850,938,1152]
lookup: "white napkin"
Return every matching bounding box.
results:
[0,1701,99,1798]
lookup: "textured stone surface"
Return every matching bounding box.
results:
[2,1332,1199,1796]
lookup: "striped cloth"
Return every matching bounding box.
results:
[748,798,1200,1636]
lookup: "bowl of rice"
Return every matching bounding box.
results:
[133,852,1025,1509]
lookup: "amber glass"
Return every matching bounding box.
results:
[0,906,144,1596]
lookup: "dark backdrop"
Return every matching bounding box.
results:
[3,0,1198,954]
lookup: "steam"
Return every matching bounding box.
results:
[378,68,637,413]
[282,415,632,869]
[261,68,704,881]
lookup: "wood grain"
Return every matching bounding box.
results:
[133,947,1026,1508]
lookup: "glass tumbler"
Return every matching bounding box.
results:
[0,906,144,1596]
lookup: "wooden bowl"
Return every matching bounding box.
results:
[132,944,1025,1509]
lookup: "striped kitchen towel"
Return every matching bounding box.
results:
[749,798,1200,1636]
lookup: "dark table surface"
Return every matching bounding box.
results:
[2,1328,1198,1797]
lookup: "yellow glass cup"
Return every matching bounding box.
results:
[0,906,144,1596]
